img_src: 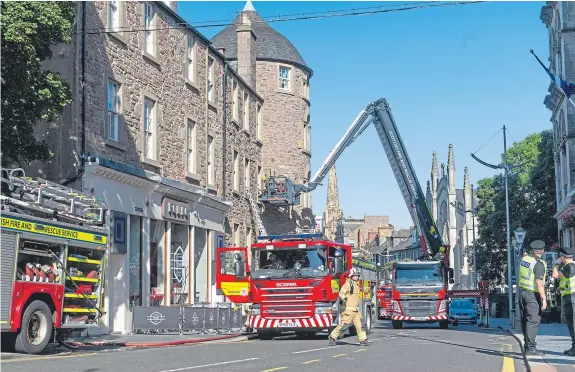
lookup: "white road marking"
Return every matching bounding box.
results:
[292,346,340,354]
[157,358,260,371]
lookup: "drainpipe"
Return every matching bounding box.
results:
[222,61,229,199]
[63,1,86,186]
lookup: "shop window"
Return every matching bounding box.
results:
[170,223,190,305]
[149,220,164,305]
[129,216,142,309]
[193,227,207,303]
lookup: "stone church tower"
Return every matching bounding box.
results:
[324,166,344,240]
[426,144,478,289]
[211,1,314,235]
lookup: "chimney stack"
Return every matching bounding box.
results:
[236,12,257,88]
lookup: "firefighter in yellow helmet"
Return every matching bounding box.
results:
[328,268,372,346]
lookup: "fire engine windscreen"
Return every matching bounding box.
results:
[251,246,331,279]
[394,263,443,287]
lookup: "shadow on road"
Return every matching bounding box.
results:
[391,333,523,362]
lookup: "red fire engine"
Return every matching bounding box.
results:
[216,233,377,339]
[1,169,108,354]
[239,98,456,331]
[376,284,393,320]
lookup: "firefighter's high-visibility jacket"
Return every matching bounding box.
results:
[339,279,361,311]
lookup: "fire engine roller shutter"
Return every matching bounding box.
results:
[0,231,17,329]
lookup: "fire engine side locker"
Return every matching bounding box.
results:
[0,231,18,331]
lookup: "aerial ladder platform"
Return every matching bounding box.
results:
[258,98,447,259]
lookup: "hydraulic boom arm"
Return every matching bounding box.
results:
[299,98,446,257]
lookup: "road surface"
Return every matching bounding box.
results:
[1,322,524,372]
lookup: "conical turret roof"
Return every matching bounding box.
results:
[211,2,311,74]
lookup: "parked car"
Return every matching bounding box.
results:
[449,299,478,324]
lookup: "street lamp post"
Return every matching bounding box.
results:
[513,227,526,329]
[471,125,514,326]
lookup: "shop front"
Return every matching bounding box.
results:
[82,157,231,334]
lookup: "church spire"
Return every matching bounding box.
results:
[432,151,438,175]
[243,0,256,12]
[464,166,470,192]
[447,144,455,170]
[324,166,343,241]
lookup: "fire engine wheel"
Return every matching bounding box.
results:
[392,320,403,329]
[439,320,449,329]
[14,300,53,354]
[365,310,372,335]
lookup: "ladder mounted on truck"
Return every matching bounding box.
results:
[246,188,267,236]
[1,168,106,226]
[258,98,447,258]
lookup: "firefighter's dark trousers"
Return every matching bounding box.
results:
[562,301,575,349]
[519,290,542,350]
[329,310,367,342]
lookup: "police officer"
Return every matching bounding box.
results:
[552,246,575,356]
[518,240,547,356]
[329,268,372,346]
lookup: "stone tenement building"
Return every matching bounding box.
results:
[425,145,478,289]
[26,1,271,334]
[212,2,315,234]
[540,2,575,247]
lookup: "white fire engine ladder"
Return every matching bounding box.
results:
[245,187,267,236]
[1,168,105,225]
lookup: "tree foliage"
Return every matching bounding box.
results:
[1,1,76,165]
[475,130,557,292]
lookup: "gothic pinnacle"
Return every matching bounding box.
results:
[448,144,455,169]
[464,166,470,191]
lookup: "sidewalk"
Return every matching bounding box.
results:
[495,317,574,372]
[66,331,251,348]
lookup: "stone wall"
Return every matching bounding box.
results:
[24,1,262,245]
[256,60,314,234]
[222,66,263,246]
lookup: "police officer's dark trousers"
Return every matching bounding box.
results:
[519,289,542,350]
[563,301,575,349]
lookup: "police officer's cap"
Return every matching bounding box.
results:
[529,240,545,251]
[560,246,575,257]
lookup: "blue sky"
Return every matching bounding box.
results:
[178,1,552,229]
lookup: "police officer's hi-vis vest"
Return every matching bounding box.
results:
[559,263,575,297]
[519,256,547,292]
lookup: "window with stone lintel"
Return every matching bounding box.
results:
[256,103,262,140]
[243,92,249,131]
[233,150,239,191]
[108,0,119,30]
[143,3,156,56]
[207,57,215,102]
[279,66,291,91]
[207,135,215,185]
[107,80,120,142]
[186,119,197,174]
[232,81,239,121]
[187,34,196,83]
[143,97,156,160]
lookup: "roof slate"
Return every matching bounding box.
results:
[210,9,311,73]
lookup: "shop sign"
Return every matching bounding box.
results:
[162,198,189,223]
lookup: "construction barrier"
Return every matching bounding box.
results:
[131,303,243,334]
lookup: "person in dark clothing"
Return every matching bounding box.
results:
[552,246,575,355]
[518,240,547,356]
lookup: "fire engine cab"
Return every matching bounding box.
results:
[216,233,377,339]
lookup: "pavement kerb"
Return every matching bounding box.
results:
[69,332,255,348]
[498,326,532,372]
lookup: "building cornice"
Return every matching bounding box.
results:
[85,156,232,213]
